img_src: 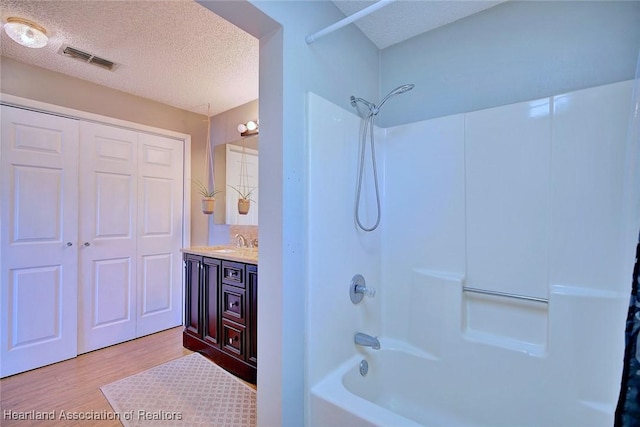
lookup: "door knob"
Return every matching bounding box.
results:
[83,242,91,247]
[66,242,73,247]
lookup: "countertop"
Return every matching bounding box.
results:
[181,245,258,265]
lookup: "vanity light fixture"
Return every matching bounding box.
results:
[237,120,259,137]
[3,17,48,48]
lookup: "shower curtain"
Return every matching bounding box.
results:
[615,47,640,427]
[615,233,640,426]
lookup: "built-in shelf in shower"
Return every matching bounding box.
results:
[462,289,548,357]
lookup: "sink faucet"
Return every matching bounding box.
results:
[234,233,246,248]
[354,332,380,350]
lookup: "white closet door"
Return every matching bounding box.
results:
[78,122,138,353]
[1,106,79,377]
[136,133,184,337]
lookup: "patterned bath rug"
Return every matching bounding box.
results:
[100,352,256,427]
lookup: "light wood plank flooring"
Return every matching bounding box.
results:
[1,327,192,426]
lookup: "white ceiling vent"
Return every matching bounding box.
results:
[59,45,118,71]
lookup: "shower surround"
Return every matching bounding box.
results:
[307,80,636,426]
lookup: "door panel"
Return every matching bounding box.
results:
[93,258,132,327]
[203,258,220,346]
[1,106,79,377]
[140,253,172,315]
[13,166,62,242]
[136,133,183,337]
[95,173,133,238]
[141,177,173,235]
[10,266,62,347]
[184,255,201,338]
[78,122,138,353]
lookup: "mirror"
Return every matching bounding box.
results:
[214,136,258,225]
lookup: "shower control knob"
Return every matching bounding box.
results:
[350,274,376,304]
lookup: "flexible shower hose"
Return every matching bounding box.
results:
[355,112,382,232]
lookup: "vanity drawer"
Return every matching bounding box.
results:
[222,320,245,358]
[222,284,246,325]
[222,261,245,288]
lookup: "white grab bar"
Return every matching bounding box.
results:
[463,286,549,304]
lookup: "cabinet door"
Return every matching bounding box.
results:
[184,255,202,338]
[0,106,79,377]
[78,122,138,354]
[247,265,257,366]
[136,133,184,337]
[202,258,221,346]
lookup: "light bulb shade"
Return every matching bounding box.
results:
[4,17,48,48]
[237,123,248,133]
[246,121,257,131]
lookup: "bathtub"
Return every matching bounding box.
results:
[310,339,614,427]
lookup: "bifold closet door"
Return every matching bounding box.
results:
[0,106,79,377]
[79,126,185,351]
[136,133,184,337]
[78,122,138,354]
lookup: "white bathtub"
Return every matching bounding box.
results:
[310,339,615,427]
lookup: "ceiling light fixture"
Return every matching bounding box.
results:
[3,17,48,49]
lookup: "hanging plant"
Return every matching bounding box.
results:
[194,103,221,215]
[193,179,223,215]
[233,135,256,216]
[229,185,256,215]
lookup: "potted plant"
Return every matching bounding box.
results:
[193,180,223,215]
[229,185,256,215]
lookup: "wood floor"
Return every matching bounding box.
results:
[0,327,192,426]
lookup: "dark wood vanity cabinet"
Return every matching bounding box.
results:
[247,265,258,366]
[183,254,257,384]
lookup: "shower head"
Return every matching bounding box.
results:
[375,84,415,114]
[390,84,415,95]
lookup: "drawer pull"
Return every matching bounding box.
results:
[229,301,238,308]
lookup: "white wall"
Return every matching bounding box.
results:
[380,0,640,127]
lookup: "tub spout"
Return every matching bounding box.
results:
[354,332,380,350]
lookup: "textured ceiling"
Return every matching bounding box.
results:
[331,0,507,49]
[0,0,259,116]
[0,1,505,117]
